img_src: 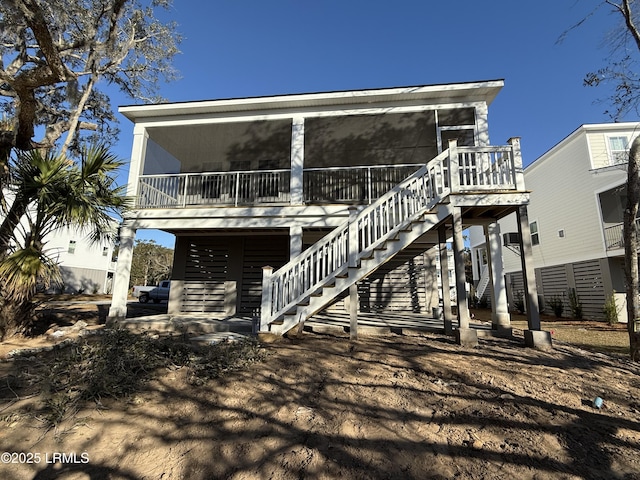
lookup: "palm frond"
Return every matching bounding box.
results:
[13,144,131,245]
[0,246,62,302]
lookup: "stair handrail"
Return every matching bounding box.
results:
[260,144,456,329]
[260,140,524,330]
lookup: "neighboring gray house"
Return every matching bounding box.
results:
[107,80,546,345]
[469,122,639,321]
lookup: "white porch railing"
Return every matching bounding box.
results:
[260,140,524,330]
[304,164,422,204]
[457,145,520,190]
[137,170,291,208]
[136,141,523,209]
[603,218,640,250]
[136,164,425,208]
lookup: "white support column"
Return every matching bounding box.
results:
[107,225,136,323]
[126,126,149,198]
[508,137,526,192]
[470,245,481,285]
[475,102,490,147]
[290,117,305,205]
[485,222,511,334]
[289,226,303,259]
[452,207,470,328]
[448,139,459,193]
[349,283,358,341]
[260,266,274,333]
[438,226,454,336]
[452,207,477,346]
[423,245,440,315]
[348,207,358,268]
[517,205,552,348]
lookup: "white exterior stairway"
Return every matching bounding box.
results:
[260,140,524,335]
[476,265,491,300]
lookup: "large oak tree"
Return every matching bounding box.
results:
[0,0,180,254]
[0,0,180,155]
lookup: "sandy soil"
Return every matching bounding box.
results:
[1,305,640,479]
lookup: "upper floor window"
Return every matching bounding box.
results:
[608,136,629,165]
[102,246,109,257]
[530,221,540,246]
[68,240,76,254]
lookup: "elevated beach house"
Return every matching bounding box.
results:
[107,80,548,346]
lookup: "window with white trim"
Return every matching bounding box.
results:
[530,221,540,246]
[608,136,629,165]
[68,240,76,254]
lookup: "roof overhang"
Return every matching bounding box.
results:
[119,79,504,122]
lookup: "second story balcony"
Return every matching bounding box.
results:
[603,218,640,251]
[135,143,525,210]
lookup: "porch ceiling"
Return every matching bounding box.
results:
[165,228,290,236]
[460,204,522,222]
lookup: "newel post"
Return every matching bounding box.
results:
[260,266,274,332]
[348,207,359,268]
[448,139,459,193]
[508,137,525,191]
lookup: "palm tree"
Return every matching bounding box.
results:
[0,144,129,338]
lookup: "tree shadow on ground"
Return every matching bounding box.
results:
[1,331,639,480]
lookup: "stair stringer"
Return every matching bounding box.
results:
[270,202,453,335]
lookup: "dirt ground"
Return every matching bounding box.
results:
[1,303,640,479]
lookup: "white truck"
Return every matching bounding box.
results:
[132,280,171,303]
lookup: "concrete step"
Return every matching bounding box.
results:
[116,315,255,336]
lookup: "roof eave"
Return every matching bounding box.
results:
[119,79,504,122]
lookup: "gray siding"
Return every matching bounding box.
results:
[573,260,605,320]
[358,248,428,313]
[540,265,568,307]
[505,271,525,311]
[176,235,289,316]
[174,235,436,317]
[512,259,607,320]
[181,241,229,313]
[58,266,108,294]
[239,238,290,317]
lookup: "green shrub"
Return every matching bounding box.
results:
[514,291,525,314]
[603,292,619,326]
[547,295,564,317]
[568,288,583,320]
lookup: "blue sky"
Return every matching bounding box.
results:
[113,0,632,246]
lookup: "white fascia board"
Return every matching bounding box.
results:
[119,80,503,123]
